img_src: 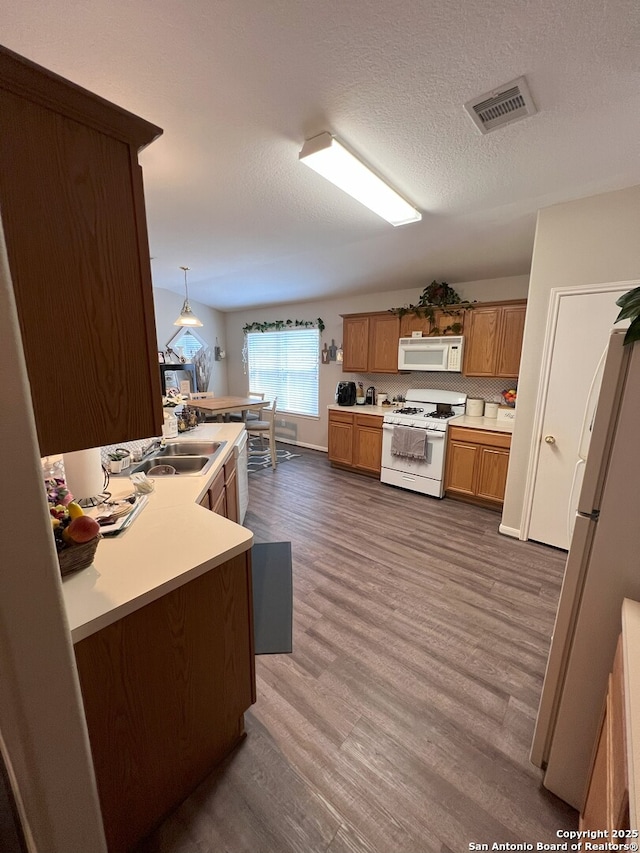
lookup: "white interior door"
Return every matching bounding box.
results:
[527,287,628,549]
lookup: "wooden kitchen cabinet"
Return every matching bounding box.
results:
[328,410,354,466]
[206,452,239,521]
[444,426,511,509]
[0,46,163,456]
[399,307,466,338]
[74,552,256,853]
[209,467,228,518]
[581,636,629,832]
[342,312,400,373]
[463,300,526,378]
[328,409,383,476]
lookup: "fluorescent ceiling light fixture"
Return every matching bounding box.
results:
[174,266,203,327]
[299,132,422,227]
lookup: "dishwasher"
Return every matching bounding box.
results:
[235,431,249,523]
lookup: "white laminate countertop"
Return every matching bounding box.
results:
[328,404,514,434]
[62,424,253,644]
[450,414,514,434]
[328,403,389,416]
[622,599,640,829]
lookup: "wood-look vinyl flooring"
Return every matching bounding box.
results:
[137,445,577,853]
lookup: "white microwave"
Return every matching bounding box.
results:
[398,335,464,372]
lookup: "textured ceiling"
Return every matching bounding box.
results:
[2,0,640,310]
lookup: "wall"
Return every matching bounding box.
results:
[502,184,640,534]
[224,275,529,450]
[153,287,229,395]
[0,224,107,850]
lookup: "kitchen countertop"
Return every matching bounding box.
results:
[62,423,252,643]
[328,403,390,416]
[450,414,514,434]
[328,405,514,434]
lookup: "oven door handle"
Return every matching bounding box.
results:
[382,424,445,439]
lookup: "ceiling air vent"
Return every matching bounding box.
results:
[464,76,537,134]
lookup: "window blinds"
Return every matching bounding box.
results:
[246,329,319,417]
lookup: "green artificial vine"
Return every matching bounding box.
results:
[389,280,475,335]
[242,318,325,334]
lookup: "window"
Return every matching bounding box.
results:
[246,329,319,417]
[166,328,205,361]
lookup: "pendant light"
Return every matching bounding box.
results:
[173,265,203,327]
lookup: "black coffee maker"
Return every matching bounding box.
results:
[335,381,356,406]
[365,386,376,405]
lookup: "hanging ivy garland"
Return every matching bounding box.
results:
[241,318,325,374]
[242,318,325,334]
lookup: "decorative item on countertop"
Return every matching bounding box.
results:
[162,409,178,439]
[107,449,131,473]
[501,388,517,407]
[177,405,199,432]
[46,479,101,577]
[465,398,485,417]
[356,382,366,404]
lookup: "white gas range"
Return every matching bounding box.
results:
[380,389,467,497]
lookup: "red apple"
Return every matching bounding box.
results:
[66,516,100,544]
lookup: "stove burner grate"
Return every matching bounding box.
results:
[394,407,424,415]
[425,409,456,419]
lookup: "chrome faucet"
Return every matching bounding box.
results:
[141,438,164,458]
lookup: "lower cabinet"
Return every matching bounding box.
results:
[200,451,239,521]
[74,552,256,853]
[581,636,629,832]
[328,410,383,476]
[444,426,511,509]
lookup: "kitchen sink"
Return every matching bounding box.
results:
[129,440,227,477]
[158,441,223,457]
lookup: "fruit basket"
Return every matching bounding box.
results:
[501,389,517,408]
[57,534,102,577]
[46,476,103,577]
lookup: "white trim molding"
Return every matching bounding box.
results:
[519,280,637,542]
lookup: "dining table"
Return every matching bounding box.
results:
[187,396,267,422]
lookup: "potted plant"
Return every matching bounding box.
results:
[615,286,640,344]
[389,280,474,334]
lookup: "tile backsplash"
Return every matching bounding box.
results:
[348,373,513,402]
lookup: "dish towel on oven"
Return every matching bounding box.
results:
[390,426,427,459]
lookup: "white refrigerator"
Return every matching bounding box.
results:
[530,330,640,810]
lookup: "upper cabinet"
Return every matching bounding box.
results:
[463,301,527,378]
[342,312,400,373]
[399,307,466,339]
[0,46,163,456]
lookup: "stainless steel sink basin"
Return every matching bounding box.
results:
[131,455,210,475]
[129,440,227,477]
[159,441,223,457]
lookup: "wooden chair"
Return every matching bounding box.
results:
[247,398,278,469]
[188,391,217,421]
[229,391,265,423]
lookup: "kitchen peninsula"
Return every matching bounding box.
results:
[62,423,255,853]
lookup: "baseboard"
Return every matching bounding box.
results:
[498,524,521,539]
[273,437,327,453]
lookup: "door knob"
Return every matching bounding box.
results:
[544,435,556,444]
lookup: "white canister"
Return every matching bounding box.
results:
[484,401,499,419]
[376,393,387,406]
[466,398,485,417]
